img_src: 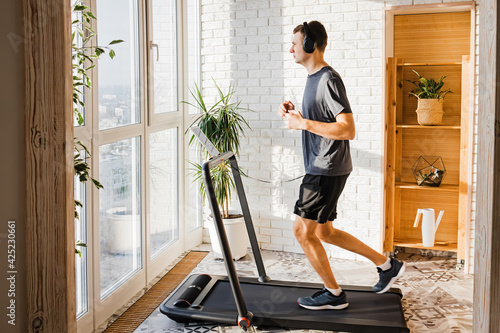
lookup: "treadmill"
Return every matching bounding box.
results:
[160,127,409,333]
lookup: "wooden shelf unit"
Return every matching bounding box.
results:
[384,9,473,260]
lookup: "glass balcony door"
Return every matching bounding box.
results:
[92,0,149,326]
[75,0,202,331]
[144,0,185,282]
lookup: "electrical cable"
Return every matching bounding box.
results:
[229,163,304,184]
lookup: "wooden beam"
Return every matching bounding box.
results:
[474,0,500,331]
[383,57,397,253]
[23,0,76,332]
[458,55,471,262]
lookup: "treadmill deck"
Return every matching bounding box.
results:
[161,274,409,333]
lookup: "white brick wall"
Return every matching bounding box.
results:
[199,0,479,268]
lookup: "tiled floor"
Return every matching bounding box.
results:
[134,248,473,333]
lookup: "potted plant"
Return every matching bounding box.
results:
[407,70,452,125]
[184,81,251,260]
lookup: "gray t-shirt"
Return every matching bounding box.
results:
[301,66,353,176]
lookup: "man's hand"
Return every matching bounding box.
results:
[286,109,306,130]
[279,101,294,117]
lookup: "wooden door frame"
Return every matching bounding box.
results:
[23,0,76,332]
[474,0,500,331]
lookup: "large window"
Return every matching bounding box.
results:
[186,0,203,231]
[149,128,179,258]
[99,137,142,299]
[151,0,178,114]
[74,0,202,332]
[97,0,141,129]
[187,0,201,114]
[72,1,88,320]
[74,157,88,318]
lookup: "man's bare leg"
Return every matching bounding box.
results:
[293,216,340,289]
[315,221,387,266]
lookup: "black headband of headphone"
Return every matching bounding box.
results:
[302,21,315,53]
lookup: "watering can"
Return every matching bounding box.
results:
[413,208,444,247]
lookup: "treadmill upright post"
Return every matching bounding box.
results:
[229,155,270,282]
[202,154,253,328]
[190,126,270,282]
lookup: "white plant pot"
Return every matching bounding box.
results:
[206,211,249,260]
[104,207,140,254]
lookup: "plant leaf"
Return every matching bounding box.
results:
[109,39,124,45]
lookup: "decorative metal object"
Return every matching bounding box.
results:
[411,156,446,187]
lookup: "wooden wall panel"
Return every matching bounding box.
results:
[394,12,471,63]
[22,0,76,332]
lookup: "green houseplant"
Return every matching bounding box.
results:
[184,81,251,259]
[407,69,452,125]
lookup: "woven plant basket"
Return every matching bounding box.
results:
[416,98,444,125]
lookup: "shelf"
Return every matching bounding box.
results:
[396,124,461,130]
[394,239,457,252]
[397,62,462,67]
[395,182,459,192]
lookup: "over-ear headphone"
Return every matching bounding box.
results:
[302,21,315,53]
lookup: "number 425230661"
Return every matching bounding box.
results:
[8,221,16,270]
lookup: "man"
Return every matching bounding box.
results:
[279,21,405,310]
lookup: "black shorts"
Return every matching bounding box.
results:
[294,173,350,224]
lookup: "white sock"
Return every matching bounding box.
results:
[377,258,392,271]
[326,287,342,296]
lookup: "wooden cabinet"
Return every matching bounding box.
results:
[383,8,474,262]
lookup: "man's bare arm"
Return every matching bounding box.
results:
[286,111,355,140]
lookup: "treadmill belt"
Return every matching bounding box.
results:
[202,280,405,323]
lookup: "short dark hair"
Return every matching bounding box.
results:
[293,21,328,52]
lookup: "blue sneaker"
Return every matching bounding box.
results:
[372,258,406,294]
[298,288,349,310]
